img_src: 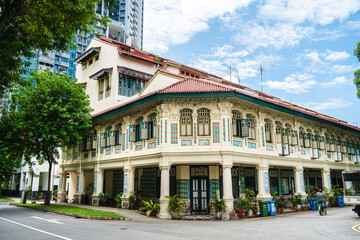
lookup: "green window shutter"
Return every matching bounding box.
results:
[100,133,106,148]
[109,130,116,146]
[140,122,149,140]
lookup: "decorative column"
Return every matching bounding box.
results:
[294,167,306,196]
[121,167,135,208]
[92,168,104,205]
[217,102,233,147]
[156,104,171,148]
[222,164,234,220]
[74,170,85,204]
[158,165,171,219]
[256,164,271,200]
[58,170,67,202]
[321,169,331,190]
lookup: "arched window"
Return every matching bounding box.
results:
[129,117,143,142]
[180,109,193,136]
[86,130,97,150]
[285,123,292,145]
[305,129,312,148]
[246,114,256,140]
[197,109,210,136]
[264,119,272,142]
[115,123,122,146]
[232,110,242,137]
[148,113,157,139]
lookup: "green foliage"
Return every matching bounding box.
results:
[0,0,116,97]
[166,195,185,216]
[128,191,141,209]
[115,193,123,208]
[14,203,127,218]
[354,41,360,98]
[208,194,226,213]
[270,191,278,201]
[305,185,317,199]
[139,200,160,217]
[330,184,343,197]
[1,71,92,204]
[294,193,302,205]
[86,182,94,199]
[276,198,285,208]
[53,189,58,198]
[234,197,249,210]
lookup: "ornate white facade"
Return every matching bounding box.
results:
[58,37,360,219]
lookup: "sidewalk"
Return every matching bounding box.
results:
[1,196,154,221]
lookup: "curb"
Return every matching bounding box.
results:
[10,203,128,221]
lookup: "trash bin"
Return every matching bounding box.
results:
[259,201,268,217]
[268,200,276,216]
[308,198,316,211]
[337,196,344,208]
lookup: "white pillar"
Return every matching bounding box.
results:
[256,165,271,200]
[222,164,234,219]
[294,168,306,195]
[158,165,171,219]
[321,169,330,191]
[58,171,67,202]
[96,169,104,194]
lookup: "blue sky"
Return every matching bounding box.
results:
[143,0,360,126]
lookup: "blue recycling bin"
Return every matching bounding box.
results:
[337,196,344,208]
[308,198,316,211]
[268,200,276,216]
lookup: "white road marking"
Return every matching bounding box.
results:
[32,216,65,225]
[0,217,72,240]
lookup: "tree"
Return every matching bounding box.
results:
[354,41,360,98]
[1,71,92,204]
[0,0,115,97]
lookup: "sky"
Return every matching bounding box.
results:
[142,0,360,127]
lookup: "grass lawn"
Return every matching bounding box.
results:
[14,203,127,218]
[0,198,14,202]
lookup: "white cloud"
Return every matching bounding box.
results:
[233,23,314,51]
[264,73,316,93]
[304,98,353,111]
[332,64,355,73]
[143,0,254,53]
[320,76,347,87]
[325,51,351,61]
[304,51,323,63]
[259,0,360,25]
[211,45,249,58]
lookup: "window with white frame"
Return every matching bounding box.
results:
[264,119,272,142]
[246,114,256,140]
[197,109,210,136]
[232,111,242,137]
[180,109,193,136]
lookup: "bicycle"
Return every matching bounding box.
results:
[319,201,328,216]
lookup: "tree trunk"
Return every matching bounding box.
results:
[46,161,52,205]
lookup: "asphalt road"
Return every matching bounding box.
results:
[0,202,359,240]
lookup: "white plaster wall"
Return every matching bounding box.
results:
[140,73,181,96]
[68,172,77,200]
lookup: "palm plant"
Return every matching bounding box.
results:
[166,195,185,216]
[140,200,160,216]
[209,194,226,213]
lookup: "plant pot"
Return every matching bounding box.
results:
[172,212,180,219]
[235,209,245,218]
[297,205,301,211]
[215,212,222,220]
[248,209,253,216]
[151,211,157,216]
[253,211,258,216]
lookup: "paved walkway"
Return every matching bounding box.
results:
[1,196,154,221]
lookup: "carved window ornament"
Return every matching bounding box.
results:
[245,168,255,177]
[191,167,208,177]
[180,109,193,136]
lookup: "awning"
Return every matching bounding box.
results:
[89,68,113,80]
[74,47,101,64]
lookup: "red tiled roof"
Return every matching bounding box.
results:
[158,77,234,94]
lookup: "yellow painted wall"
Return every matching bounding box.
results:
[209,166,219,179]
[105,170,113,195]
[176,166,189,179]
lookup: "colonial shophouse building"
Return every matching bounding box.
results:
[58,36,360,219]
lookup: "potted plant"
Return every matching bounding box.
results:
[115,193,123,208]
[245,189,256,216]
[166,195,185,219]
[208,194,225,219]
[294,193,302,211]
[276,198,285,214]
[251,201,259,216]
[234,197,248,218]
[53,189,58,203]
[140,200,160,217]
[128,191,141,209]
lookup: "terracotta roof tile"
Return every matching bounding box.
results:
[157,77,234,94]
